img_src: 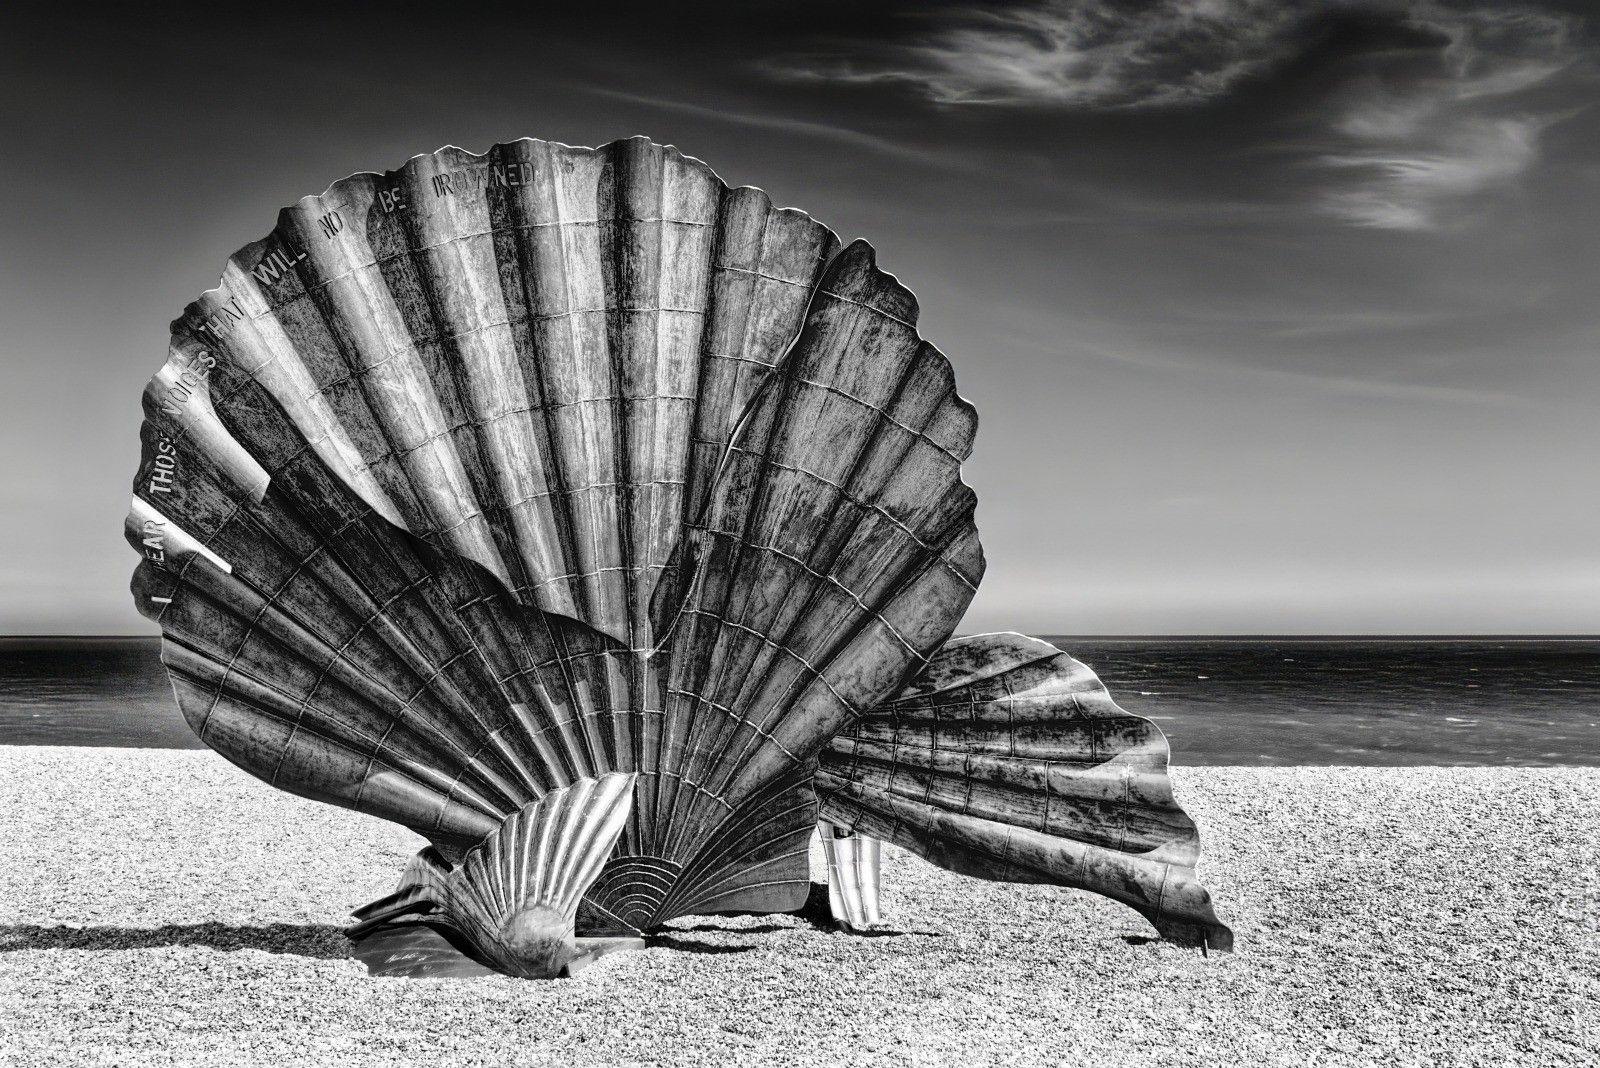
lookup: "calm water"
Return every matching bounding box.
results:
[0,636,1597,765]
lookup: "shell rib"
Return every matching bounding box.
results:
[816,633,1233,951]
[349,773,637,978]
[819,821,883,931]
[127,136,982,936]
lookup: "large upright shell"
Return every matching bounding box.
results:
[128,137,982,933]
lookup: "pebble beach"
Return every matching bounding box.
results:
[0,748,1595,1067]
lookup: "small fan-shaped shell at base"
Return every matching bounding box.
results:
[446,771,637,977]
[126,136,982,946]
[816,633,1233,951]
[348,773,637,979]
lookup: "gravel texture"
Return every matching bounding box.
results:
[0,747,1595,1067]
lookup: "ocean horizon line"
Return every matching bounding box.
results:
[4,632,1595,764]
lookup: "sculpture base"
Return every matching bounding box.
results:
[349,921,646,979]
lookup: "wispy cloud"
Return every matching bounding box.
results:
[767,1,1589,231]
[1029,322,1561,409]
[1312,7,1583,230]
[770,0,1307,108]
[578,85,986,175]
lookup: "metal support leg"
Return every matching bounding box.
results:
[819,820,882,931]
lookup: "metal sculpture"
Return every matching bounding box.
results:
[126,136,1230,978]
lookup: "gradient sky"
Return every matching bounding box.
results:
[2,0,1597,635]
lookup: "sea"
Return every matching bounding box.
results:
[0,636,1596,765]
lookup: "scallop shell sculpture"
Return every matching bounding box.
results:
[127,136,1229,977]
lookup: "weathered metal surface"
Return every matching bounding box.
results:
[819,821,883,931]
[126,136,981,949]
[348,773,635,977]
[125,135,1230,977]
[818,633,1233,951]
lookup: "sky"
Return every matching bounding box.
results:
[1,0,1597,635]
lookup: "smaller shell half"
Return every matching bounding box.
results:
[817,633,1232,951]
